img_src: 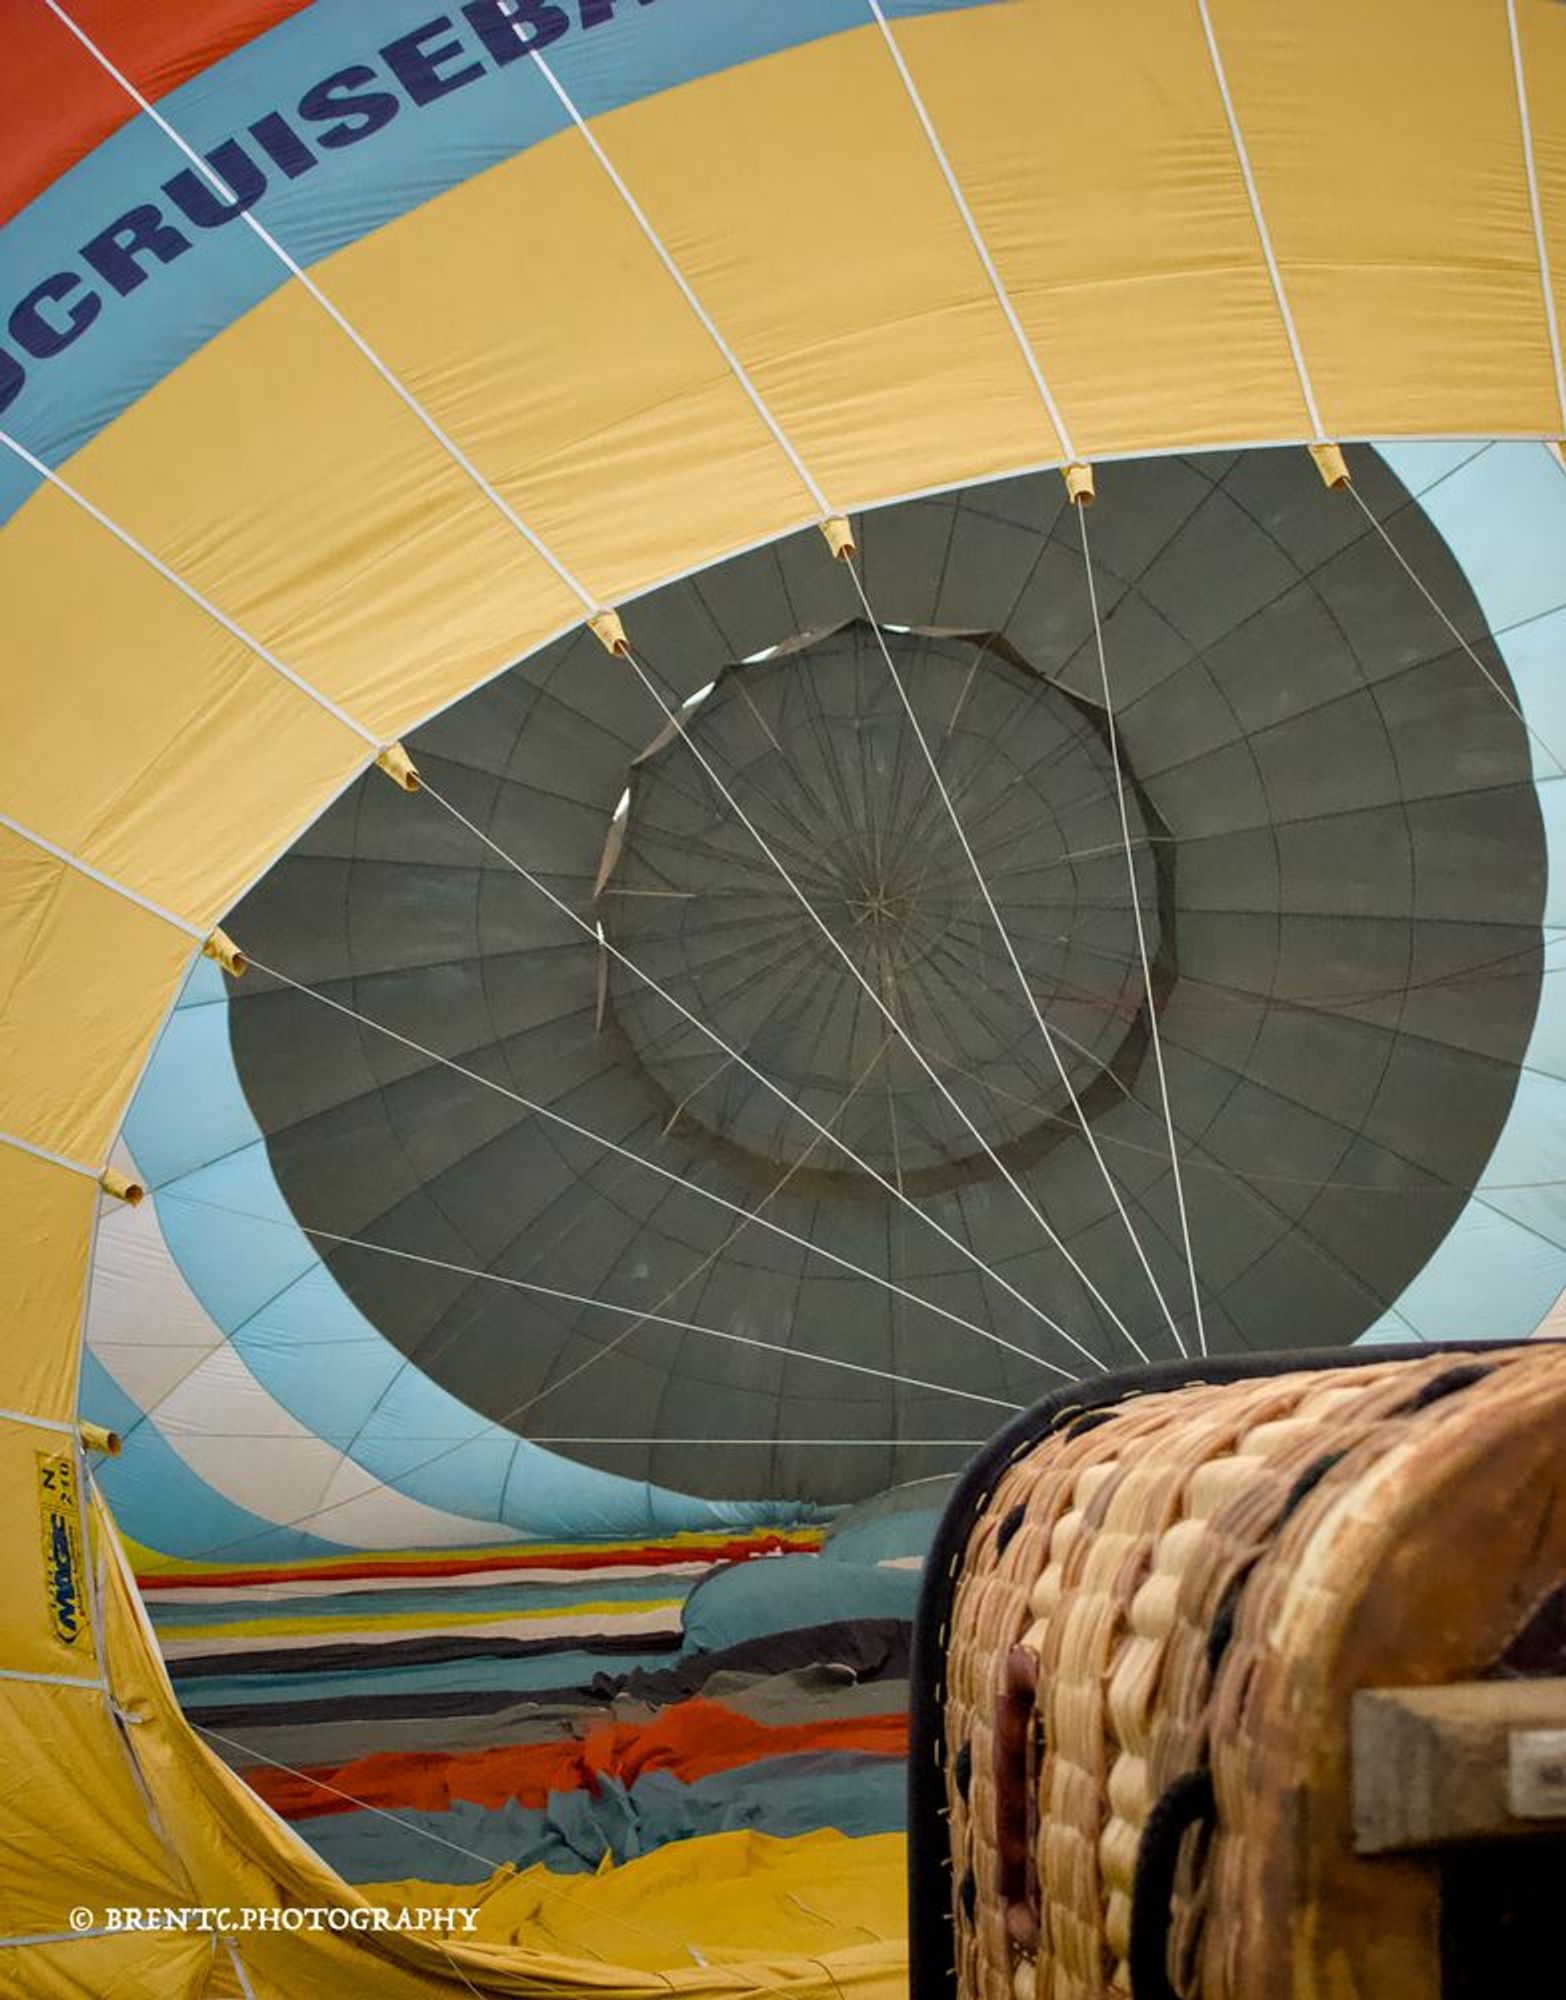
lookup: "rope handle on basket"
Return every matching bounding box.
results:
[1127,1767,1216,2000]
[994,1645,1042,1951]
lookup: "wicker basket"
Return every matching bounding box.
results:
[911,1343,1566,2000]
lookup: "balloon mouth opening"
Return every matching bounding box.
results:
[593,616,1171,1196]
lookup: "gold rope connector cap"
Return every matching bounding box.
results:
[820,515,856,562]
[1309,441,1351,490]
[375,742,420,792]
[1063,462,1096,507]
[589,610,630,658]
[99,1167,144,1207]
[201,926,247,978]
[78,1421,122,1458]
[1553,441,1566,472]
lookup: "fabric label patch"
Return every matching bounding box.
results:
[37,1452,90,1649]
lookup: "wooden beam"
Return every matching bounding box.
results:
[1352,1678,1566,1854]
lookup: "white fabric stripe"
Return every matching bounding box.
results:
[843,557,1181,1356]
[0,805,202,939]
[865,0,1076,461]
[1076,502,1207,1353]
[40,0,598,616]
[1507,0,1566,435]
[90,1174,225,1413]
[91,1175,515,1550]
[0,1406,75,1436]
[0,431,378,747]
[525,45,832,518]
[1194,0,1325,442]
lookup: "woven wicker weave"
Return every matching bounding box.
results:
[937,1344,1566,2000]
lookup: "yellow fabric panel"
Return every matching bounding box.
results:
[0,1673,187,1937]
[882,0,1311,456]
[598,30,1060,510]
[57,281,584,745]
[0,479,360,923]
[376,1830,906,1970]
[322,127,815,609]
[1205,0,1558,438]
[0,1148,94,1419]
[91,1506,902,1998]
[0,1931,214,2000]
[1518,0,1566,431]
[0,831,193,1161]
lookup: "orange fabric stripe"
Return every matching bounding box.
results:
[247,1698,909,1820]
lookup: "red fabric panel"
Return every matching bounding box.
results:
[137,1532,820,1593]
[2,0,316,227]
[248,1698,909,1820]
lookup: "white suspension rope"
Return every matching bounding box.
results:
[1194,0,1325,443]
[0,430,378,746]
[841,560,1189,1356]
[1507,0,1566,437]
[1345,481,1566,778]
[1075,501,1208,1355]
[156,1187,1028,1410]
[39,0,599,615]
[414,780,1107,1365]
[243,950,1048,1371]
[590,651,1138,1365]
[864,0,1076,461]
